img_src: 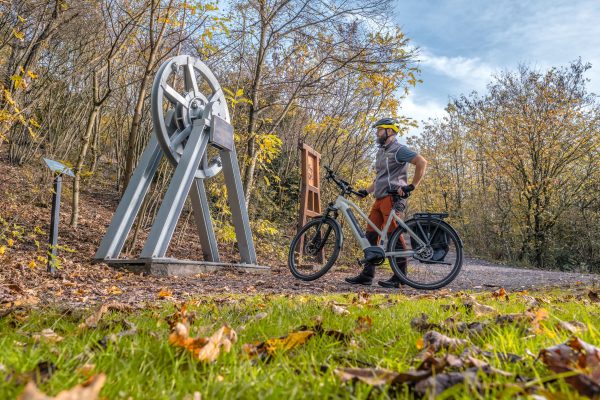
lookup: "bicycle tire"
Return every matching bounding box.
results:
[288,217,342,281]
[388,218,463,290]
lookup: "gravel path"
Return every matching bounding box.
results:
[3,257,599,310]
[265,256,600,295]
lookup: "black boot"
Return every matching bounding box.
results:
[345,263,375,286]
[378,274,403,288]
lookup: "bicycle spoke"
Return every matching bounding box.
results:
[389,219,462,289]
[289,219,340,280]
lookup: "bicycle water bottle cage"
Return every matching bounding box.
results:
[413,212,449,220]
[361,246,386,265]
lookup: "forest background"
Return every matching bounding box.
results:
[1,0,599,272]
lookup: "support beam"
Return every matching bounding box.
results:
[95,136,163,260]
[141,119,209,258]
[221,145,257,264]
[190,178,220,262]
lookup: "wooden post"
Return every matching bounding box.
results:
[298,141,322,260]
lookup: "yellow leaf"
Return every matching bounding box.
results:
[107,286,123,295]
[243,330,315,358]
[7,239,14,246]
[416,337,424,350]
[27,70,38,79]
[0,246,5,256]
[235,88,244,97]
[169,323,237,362]
[158,288,173,298]
[12,29,25,41]
[18,374,106,399]
[28,260,36,269]
[10,75,26,90]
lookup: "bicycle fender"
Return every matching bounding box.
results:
[405,217,464,248]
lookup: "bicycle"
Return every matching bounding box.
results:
[288,166,464,290]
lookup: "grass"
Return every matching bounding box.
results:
[0,289,598,399]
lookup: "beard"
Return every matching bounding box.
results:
[376,133,388,146]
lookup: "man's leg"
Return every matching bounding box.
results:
[378,196,406,288]
[345,199,383,285]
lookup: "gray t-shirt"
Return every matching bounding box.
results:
[373,140,417,199]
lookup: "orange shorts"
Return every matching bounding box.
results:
[365,196,405,236]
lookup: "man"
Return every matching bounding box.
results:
[346,117,428,288]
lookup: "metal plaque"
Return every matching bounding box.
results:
[43,158,75,177]
[209,115,234,151]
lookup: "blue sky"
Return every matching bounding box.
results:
[393,0,600,136]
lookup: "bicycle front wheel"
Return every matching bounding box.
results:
[288,217,341,281]
[388,218,463,290]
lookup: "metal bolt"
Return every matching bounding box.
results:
[191,101,198,109]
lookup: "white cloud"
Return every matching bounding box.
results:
[399,92,448,138]
[418,50,497,91]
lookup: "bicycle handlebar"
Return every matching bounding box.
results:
[324,165,413,199]
[323,165,366,198]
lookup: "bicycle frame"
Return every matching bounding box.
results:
[331,195,427,257]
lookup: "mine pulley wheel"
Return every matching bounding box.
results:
[151,55,230,179]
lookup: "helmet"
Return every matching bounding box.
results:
[372,117,400,133]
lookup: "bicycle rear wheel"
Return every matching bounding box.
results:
[388,218,463,290]
[288,217,341,281]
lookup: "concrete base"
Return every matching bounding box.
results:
[97,258,270,276]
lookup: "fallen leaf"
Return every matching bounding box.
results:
[355,316,373,334]
[18,373,106,400]
[78,302,132,330]
[331,304,350,316]
[539,336,600,397]
[243,330,314,359]
[491,287,509,301]
[414,367,484,398]
[106,286,122,295]
[169,323,237,363]
[555,320,587,334]
[411,313,442,332]
[32,329,63,343]
[335,367,431,386]
[421,331,468,352]
[461,295,497,316]
[158,288,173,298]
[589,290,600,303]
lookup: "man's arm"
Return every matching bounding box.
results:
[409,154,428,188]
[397,154,428,196]
[366,181,375,194]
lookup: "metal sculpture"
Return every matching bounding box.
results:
[95,55,258,272]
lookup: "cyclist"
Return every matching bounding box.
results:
[346,117,428,288]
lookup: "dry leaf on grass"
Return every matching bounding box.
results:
[32,329,63,343]
[18,374,106,400]
[462,295,497,316]
[158,288,173,299]
[491,287,509,301]
[355,316,373,334]
[78,302,133,330]
[539,336,600,398]
[331,304,350,316]
[555,320,587,334]
[169,323,237,362]
[334,367,431,386]
[420,331,468,352]
[243,330,314,359]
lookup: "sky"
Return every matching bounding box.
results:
[393,0,600,136]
